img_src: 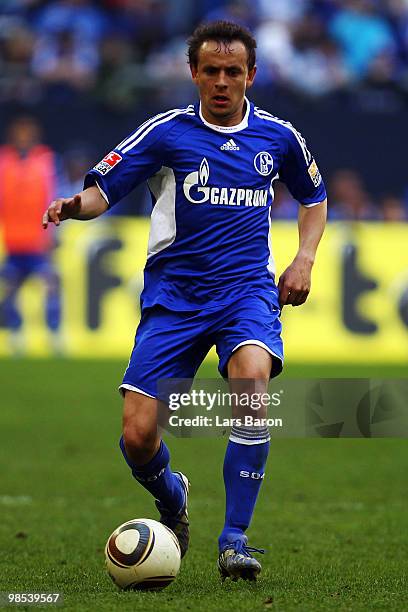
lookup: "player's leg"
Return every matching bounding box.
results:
[220,345,271,543]
[33,255,62,351]
[118,306,212,557]
[214,295,283,580]
[217,346,272,580]
[0,255,26,353]
[43,265,61,333]
[120,390,185,514]
[120,389,190,557]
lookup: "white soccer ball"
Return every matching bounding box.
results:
[105,518,181,591]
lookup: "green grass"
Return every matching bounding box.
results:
[0,359,407,611]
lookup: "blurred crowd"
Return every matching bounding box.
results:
[273,173,407,221]
[0,114,406,222]
[0,0,406,355]
[1,0,408,107]
[0,0,408,220]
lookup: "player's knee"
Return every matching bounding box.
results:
[122,391,158,447]
[228,346,273,381]
[244,366,269,380]
[122,421,157,456]
[229,362,270,381]
[122,399,158,461]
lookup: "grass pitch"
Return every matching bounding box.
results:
[0,359,407,611]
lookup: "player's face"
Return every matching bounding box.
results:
[191,40,256,127]
[9,120,40,151]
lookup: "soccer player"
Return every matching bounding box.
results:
[0,115,61,354]
[43,21,327,581]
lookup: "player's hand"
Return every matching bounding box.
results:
[42,194,82,228]
[278,256,313,308]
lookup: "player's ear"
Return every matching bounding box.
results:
[246,65,257,89]
[190,64,198,83]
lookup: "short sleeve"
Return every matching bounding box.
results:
[84,120,165,207]
[279,128,327,206]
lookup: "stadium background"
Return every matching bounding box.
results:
[0,2,407,610]
[1,0,408,362]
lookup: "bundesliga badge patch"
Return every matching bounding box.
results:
[94,151,122,175]
[308,159,322,187]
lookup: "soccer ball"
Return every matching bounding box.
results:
[105,518,181,591]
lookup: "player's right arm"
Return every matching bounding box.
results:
[43,107,190,228]
[42,186,108,228]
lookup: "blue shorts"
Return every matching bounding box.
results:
[0,254,55,282]
[120,293,283,399]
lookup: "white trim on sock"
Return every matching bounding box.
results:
[229,434,271,445]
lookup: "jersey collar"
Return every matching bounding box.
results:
[198,97,251,133]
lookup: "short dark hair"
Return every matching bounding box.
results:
[187,20,257,71]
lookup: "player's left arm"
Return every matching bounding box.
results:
[278,199,327,307]
[277,122,328,308]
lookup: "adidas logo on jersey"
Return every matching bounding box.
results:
[220,139,240,151]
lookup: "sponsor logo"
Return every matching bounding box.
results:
[254,151,274,176]
[220,138,240,151]
[94,151,122,175]
[239,470,265,480]
[308,159,322,187]
[183,158,269,207]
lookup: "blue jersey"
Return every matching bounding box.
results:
[84,98,326,311]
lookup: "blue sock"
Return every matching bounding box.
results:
[218,428,270,551]
[119,437,184,515]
